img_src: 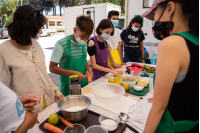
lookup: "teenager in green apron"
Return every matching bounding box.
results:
[142,0,199,132]
[49,15,94,96]
[59,35,88,96]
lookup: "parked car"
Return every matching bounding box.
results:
[40,25,57,37]
[0,28,9,39]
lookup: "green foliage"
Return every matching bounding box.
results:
[0,0,18,27]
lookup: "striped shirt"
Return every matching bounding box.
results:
[50,36,87,68]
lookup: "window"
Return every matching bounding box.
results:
[86,10,91,18]
[49,21,55,26]
[143,0,154,8]
[57,21,62,26]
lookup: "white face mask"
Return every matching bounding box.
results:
[101,33,110,40]
[75,33,86,45]
[132,26,139,32]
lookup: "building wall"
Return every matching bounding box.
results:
[47,18,64,31]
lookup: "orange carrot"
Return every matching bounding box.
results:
[86,72,92,83]
[43,123,63,133]
[60,116,74,128]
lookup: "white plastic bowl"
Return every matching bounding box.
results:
[99,113,120,131]
[134,85,144,91]
[120,76,137,87]
[92,83,125,106]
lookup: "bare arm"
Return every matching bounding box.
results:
[140,41,145,63]
[144,36,189,133]
[49,61,86,79]
[89,40,123,76]
[118,40,126,65]
[13,111,38,133]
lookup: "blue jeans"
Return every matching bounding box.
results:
[124,56,142,63]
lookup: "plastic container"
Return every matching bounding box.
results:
[85,125,108,133]
[92,83,125,106]
[120,76,137,87]
[64,124,85,133]
[133,85,144,91]
[99,113,120,131]
[146,70,154,76]
[131,67,141,77]
[140,68,146,75]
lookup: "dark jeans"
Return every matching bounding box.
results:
[124,56,142,63]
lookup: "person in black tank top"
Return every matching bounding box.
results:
[141,0,199,133]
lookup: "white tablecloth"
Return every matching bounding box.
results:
[28,62,155,133]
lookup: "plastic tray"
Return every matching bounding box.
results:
[126,84,149,96]
[39,110,126,133]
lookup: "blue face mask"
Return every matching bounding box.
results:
[75,33,86,45]
[132,26,139,32]
[101,33,110,40]
[111,20,119,27]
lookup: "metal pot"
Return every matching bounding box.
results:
[57,95,91,122]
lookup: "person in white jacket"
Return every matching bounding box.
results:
[0,81,40,133]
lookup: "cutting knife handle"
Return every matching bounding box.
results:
[125,123,139,133]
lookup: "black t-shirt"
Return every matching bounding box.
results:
[120,29,145,58]
[87,38,108,56]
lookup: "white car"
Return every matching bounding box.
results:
[41,25,57,37]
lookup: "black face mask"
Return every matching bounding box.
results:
[152,6,174,40]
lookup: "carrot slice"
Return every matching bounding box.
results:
[60,116,74,128]
[43,123,63,133]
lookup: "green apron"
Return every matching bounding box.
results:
[153,32,199,133]
[59,35,88,96]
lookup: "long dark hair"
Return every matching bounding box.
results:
[7,5,46,46]
[159,0,199,36]
[96,19,114,36]
[125,16,143,39]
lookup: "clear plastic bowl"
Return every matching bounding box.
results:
[140,69,146,75]
[92,83,125,106]
[120,76,137,87]
[85,125,108,133]
[99,113,119,131]
[64,124,85,133]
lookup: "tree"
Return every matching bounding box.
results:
[0,0,18,28]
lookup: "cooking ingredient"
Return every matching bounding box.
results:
[60,116,74,128]
[117,75,123,79]
[86,72,92,83]
[146,70,154,73]
[114,77,120,81]
[131,63,141,68]
[131,77,137,81]
[122,83,130,91]
[124,75,129,81]
[114,80,121,85]
[138,81,148,87]
[102,119,117,125]
[101,119,117,131]
[141,65,145,68]
[108,78,115,83]
[134,86,143,91]
[43,123,63,133]
[82,86,93,95]
[66,106,84,111]
[133,76,138,80]
[48,114,60,125]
